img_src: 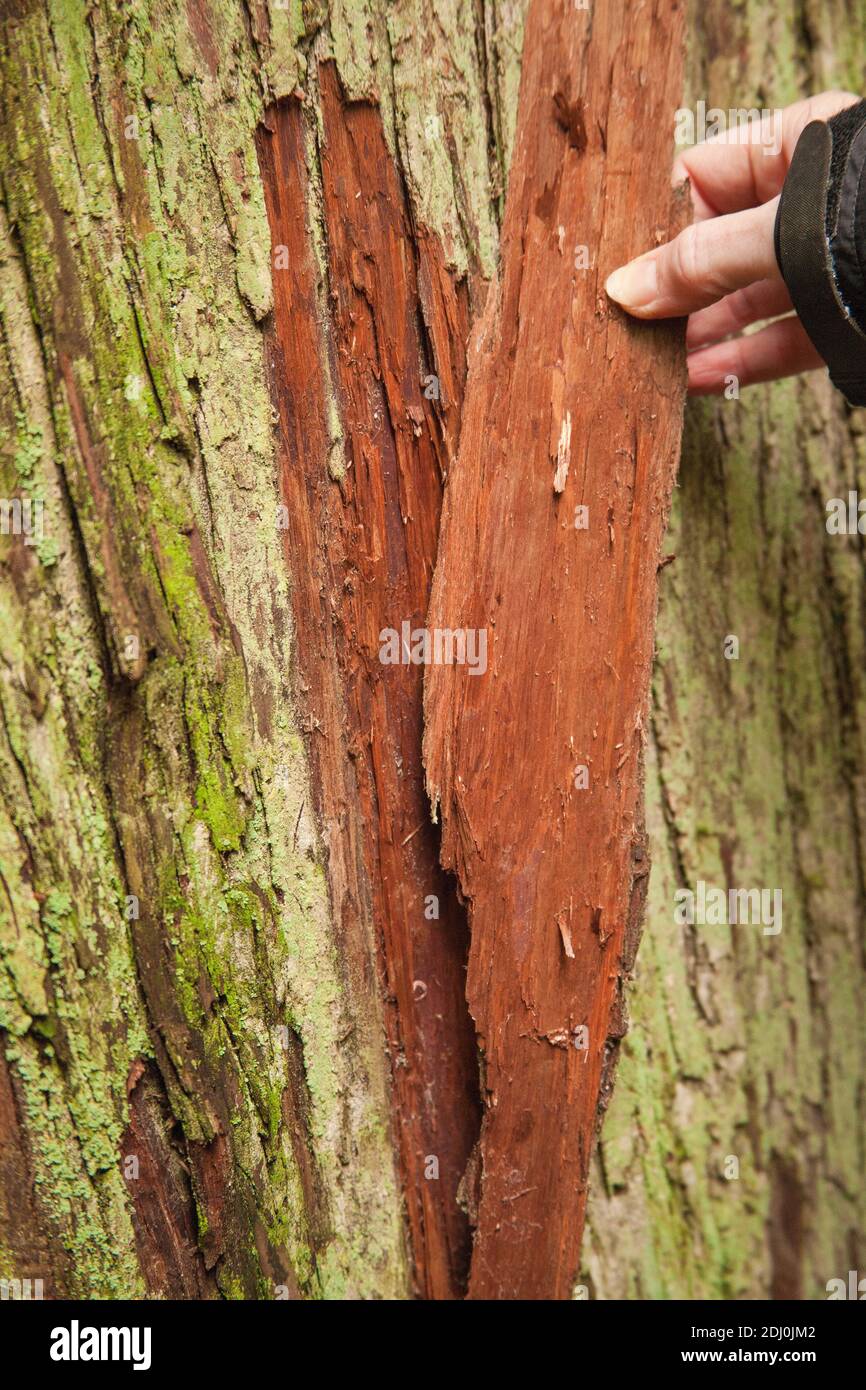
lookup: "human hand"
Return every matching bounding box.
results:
[605,93,862,395]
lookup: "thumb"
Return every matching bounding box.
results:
[605,197,781,319]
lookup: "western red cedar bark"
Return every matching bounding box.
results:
[254,65,480,1299]
[0,0,506,1302]
[422,0,687,1299]
[584,4,866,1301]
[1,0,863,1305]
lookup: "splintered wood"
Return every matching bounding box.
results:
[423,0,686,1298]
[258,0,685,1301]
[256,66,479,1300]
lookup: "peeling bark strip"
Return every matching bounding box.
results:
[423,0,687,1299]
[256,64,480,1300]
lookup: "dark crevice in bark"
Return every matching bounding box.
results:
[473,0,506,219]
[255,74,482,1300]
[768,1152,805,1300]
[120,1059,220,1299]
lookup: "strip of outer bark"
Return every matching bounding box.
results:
[255,65,480,1300]
[423,0,687,1299]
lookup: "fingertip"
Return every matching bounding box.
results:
[604,254,659,313]
[604,267,628,304]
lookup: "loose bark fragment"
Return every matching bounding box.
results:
[256,64,480,1300]
[423,0,687,1299]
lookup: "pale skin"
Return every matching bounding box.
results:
[605,93,862,395]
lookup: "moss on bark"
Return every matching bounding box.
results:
[0,0,517,1298]
[584,0,866,1300]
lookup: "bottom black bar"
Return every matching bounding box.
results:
[1,1296,862,1377]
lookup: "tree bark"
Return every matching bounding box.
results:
[254,61,480,1299]
[584,0,866,1300]
[1,0,864,1304]
[0,0,518,1302]
[422,0,686,1299]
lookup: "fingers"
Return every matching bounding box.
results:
[605,198,781,319]
[605,91,861,382]
[686,315,825,395]
[673,91,861,220]
[686,278,793,349]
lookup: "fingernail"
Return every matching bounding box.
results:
[605,255,658,310]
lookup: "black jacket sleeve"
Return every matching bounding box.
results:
[775,98,866,404]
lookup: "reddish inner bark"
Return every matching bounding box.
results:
[255,63,481,1300]
[258,0,686,1300]
[423,0,687,1298]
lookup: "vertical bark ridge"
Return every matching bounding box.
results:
[584,0,866,1301]
[422,0,687,1299]
[256,63,482,1299]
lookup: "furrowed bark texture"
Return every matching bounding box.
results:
[255,64,480,1299]
[584,0,866,1299]
[0,0,521,1298]
[422,0,687,1299]
[3,0,864,1304]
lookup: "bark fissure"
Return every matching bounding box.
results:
[256,65,483,1298]
[423,0,687,1299]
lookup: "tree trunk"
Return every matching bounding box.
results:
[584,0,866,1300]
[0,0,863,1303]
[422,0,686,1299]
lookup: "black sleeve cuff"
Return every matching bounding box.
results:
[774,98,866,405]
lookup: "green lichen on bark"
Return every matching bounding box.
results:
[584,0,866,1300]
[0,199,148,1296]
[0,0,524,1299]
[0,0,389,1299]
[7,0,859,1305]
